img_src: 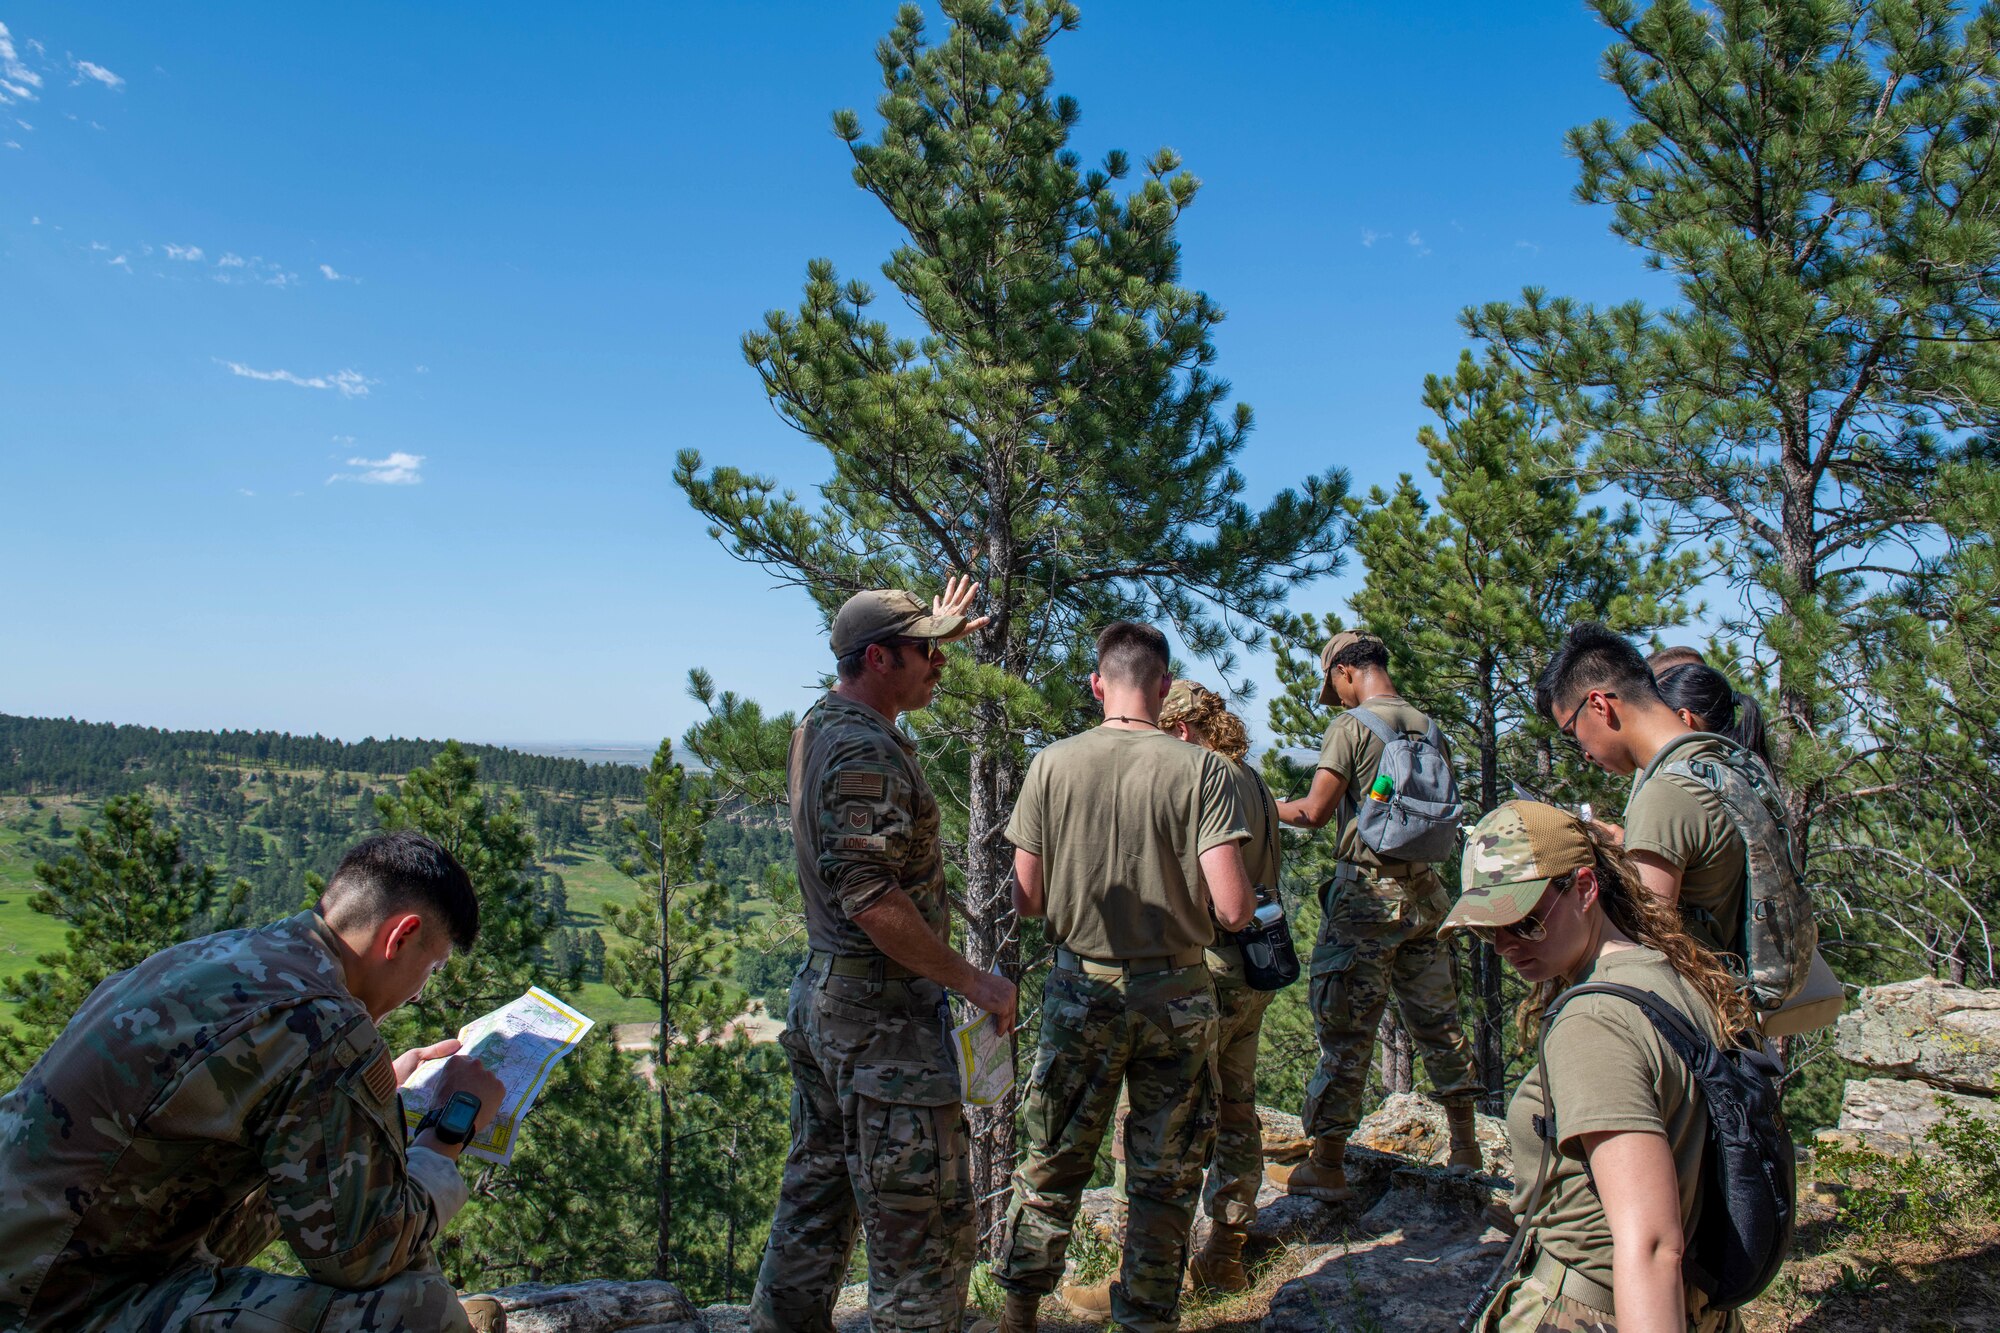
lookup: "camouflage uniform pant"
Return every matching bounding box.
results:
[1109,960,1272,1227]
[182,1261,471,1332]
[1302,867,1480,1140]
[994,962,1219,1333]
[750,967,974,1333]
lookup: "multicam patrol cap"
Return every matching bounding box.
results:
[829,589,970,657]
[1442,800,1595,933]
[1160,678,1217,728]
[1318,629,1385,704]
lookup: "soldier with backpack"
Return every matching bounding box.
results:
[1442,800,1792,1332]
[1537,624,1822,1024]
[1271,629,1483,1201]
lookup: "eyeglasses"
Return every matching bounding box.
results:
[1558,690,1616,750]
[1467,873,1575,946]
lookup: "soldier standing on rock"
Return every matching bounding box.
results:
[992,622,1256,1333]
[749,579,1019,1333]
[1269,628,1484,1202]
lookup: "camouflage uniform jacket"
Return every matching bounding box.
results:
[0,911,467,1331]
[789,691,948,956]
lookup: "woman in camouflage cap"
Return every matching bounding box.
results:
[1442,800,1753,1333]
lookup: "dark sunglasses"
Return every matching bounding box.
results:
[888,636,944,661]
[1467,872,1576,945]
[1558,690,1616,750]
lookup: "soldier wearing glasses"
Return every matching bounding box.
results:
[749,580,1019,1333]
[1535,622,1749,958]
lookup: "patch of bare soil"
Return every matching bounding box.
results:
[1742,1197,2000,1333]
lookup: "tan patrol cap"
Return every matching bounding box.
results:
[829,589,970,658]
[1318,629,1385,704]
[1441,801,1595,934]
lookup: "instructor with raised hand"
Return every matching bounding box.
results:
[750,577,1017,1333]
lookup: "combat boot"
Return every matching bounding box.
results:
[1266,1133,1351,1203]
[1187,1221,1251,1293]
[996,1290,1040,1333]
[1444,1101,1483,1171]
[460,1295,507,1332]
[1056,1274,1115,1319]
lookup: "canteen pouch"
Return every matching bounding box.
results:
[1227,895,1300,992]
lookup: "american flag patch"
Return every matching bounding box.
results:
[836,770,886,798]
[363,1049,397,1104]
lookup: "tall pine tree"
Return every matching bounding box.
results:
[675,0,1348,1231]
[1465,0,2000,855]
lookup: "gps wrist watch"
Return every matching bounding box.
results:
[416,1090,482,1147]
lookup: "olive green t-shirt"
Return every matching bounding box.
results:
[1314,693,1440,871]
[1625,733,1748,956]
[1228,756,1282,894]
[1007,727,1249,959]
[1506,947,1718,1293]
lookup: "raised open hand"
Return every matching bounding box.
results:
[933,574,992,636]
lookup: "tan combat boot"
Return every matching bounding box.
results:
[1444,1101,1484,1171]
[1187,1221,1251,1293]
[996,1290,1040,1333]
[460,1295,507,1332]
[1266,1134,1351,1202]
[1056,1273,1115,1319]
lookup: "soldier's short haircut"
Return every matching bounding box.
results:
[1647,644,1708,674]
[319,831,480,951]
[1330,637,1390,672]
[1095,621,1171,690]
[1535,621,1663,723]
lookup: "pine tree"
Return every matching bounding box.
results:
[374,741,551,1030]
[0,795,247,1082]
[1344,349,1696,1097]
[602,741,740,1283]
[1465,0,2000,853]
[675,0,1348,1231]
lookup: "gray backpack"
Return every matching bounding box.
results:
[1654,733,1816,1012]
[1343,705,1464,864]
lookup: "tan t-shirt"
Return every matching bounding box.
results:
[1506,947,1718,1292]
[1625,733,1749,955]
[1007,727,1249,959]
[1228,757,1282,893]
[1314,693,1440,871]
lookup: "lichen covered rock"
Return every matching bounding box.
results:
[1833,978,2000,1094]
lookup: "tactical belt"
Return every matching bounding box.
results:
[807,949,919,981]
[1527,1247,1614,1316]
[1054,946,1206,977]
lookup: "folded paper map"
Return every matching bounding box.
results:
[402,986,595,1165]
[951,1010,1013,1107]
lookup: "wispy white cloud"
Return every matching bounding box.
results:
[317,262,355,282]
[327,451,423,486]
[1406,231,1424,247]
[218,359,375,398]
[1360,228,1383,248]
[412,364,429,374]
[2,139,17,150]
[107,253,129,270]
[164,242,203,261]
[1515,240,1542,255]
[216,252,246,268]
[0,22,43,104]
[237,488,256,497]
[71,59,122,90]
[89,240,107,251]
[29,215,39,225]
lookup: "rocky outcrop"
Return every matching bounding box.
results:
[477,1279,703,1332]
[1829,978,2000,1154]
[1833,978,2000,1094]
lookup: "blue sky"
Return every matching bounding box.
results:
[1,2,1678,748]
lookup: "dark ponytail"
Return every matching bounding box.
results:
[1657,663,1773,767]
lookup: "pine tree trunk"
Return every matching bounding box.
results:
[657,864,673,1281]
[963,726,1020,1258]
[1474,658,1504,1111]
[1379,1011,1414,1094]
